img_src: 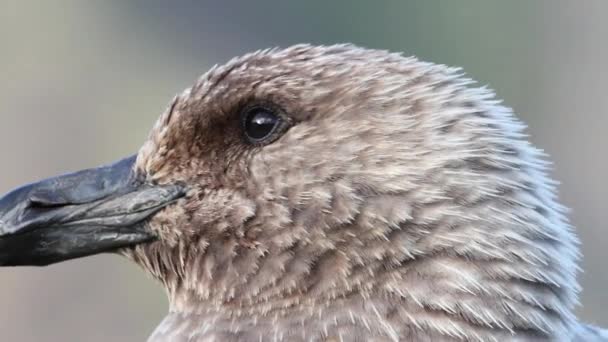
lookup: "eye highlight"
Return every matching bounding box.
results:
[241,105,288,145]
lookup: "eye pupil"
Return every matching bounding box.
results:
[244,108,280,141]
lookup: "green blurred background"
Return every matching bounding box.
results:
[0,1,606,341]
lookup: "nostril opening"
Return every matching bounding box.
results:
[27,197,70,210]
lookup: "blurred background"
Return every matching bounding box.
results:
[0,1,606,341]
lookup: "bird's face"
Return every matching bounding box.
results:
[123,45,484,308]
[0,45,573,318]
[0,45,432,298]
[0,44,583,339]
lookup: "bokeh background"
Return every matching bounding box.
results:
[0,1,606,341]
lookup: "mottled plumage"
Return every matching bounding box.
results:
[1,44,605,341]
[119,44,605,341]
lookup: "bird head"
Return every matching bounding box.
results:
[0,45,581,339]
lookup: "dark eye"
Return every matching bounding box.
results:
[241,106,285,144]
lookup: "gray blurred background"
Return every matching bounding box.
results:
[0,1,606,341]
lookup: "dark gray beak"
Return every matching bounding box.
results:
[0,156,185,266]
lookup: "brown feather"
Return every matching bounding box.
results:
[120,44,605,341]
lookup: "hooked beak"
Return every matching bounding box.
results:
[0,155,186,266]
